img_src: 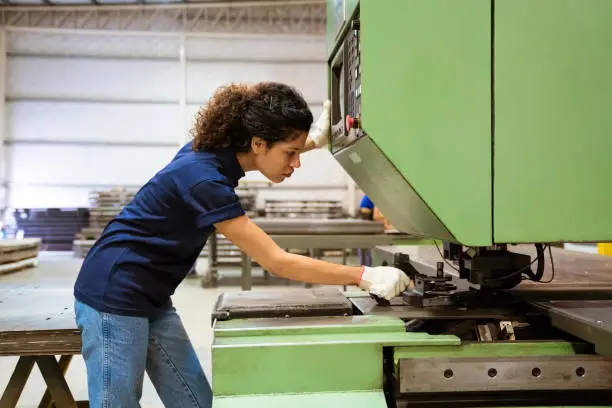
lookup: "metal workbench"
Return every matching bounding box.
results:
[0,285,85,408]
[202,218,416,290]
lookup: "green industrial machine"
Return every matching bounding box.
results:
[328,0,612,289]
[210,1,612,406]
[330,0,612,247]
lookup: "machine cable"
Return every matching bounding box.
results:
[539,244,556,284]
[523,243,545,281]
[433,240,459,272]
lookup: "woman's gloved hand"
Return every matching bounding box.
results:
[308,100,331,148]
[358,266,412,301]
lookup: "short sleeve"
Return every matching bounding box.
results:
[183,180,245,228]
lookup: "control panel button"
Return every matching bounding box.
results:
[346,115,361,131]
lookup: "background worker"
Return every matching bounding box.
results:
[358,194,375,220]
[73,82,411,408]
[357,194,375,266]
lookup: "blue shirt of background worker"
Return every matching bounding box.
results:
[359,195,374,219]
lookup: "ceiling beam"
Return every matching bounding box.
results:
[0,1,326,35]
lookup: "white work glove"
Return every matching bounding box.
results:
[308,100,331,148]
[358,266,412,301]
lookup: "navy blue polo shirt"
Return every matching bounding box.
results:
[74,142,245,317]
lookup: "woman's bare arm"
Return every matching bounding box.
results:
[214,215,361,285]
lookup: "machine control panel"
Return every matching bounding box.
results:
[330,13,364,153]
[345,18,361,131]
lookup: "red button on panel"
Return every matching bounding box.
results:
[345,115,354,130]
[346,115,360,130]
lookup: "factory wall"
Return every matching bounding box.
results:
[4,29,353,212]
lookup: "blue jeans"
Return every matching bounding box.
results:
[74,299,212,408]
[357,248,372,267]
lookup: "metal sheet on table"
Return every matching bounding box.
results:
[213,288,353,320]
[253,218,385,235]
[0,285,81,356]
[0,286,76,332]
[532,300,612,356]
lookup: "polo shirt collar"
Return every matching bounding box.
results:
[218,148,245,185]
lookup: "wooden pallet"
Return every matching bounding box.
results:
[0,258,38,275]
[0,238,41,253]
[72,239,94,258]
[0,239,41,269]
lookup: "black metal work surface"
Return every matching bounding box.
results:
[349,296,517,321]
[212,288,353,321]
[532,300,612,357]
[0,285,80,356]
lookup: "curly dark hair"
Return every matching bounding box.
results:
[191,82,313,152]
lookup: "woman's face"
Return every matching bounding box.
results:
[251,131,307,183]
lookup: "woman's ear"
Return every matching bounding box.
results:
[251,136,267,154]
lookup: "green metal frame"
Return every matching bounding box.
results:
[394,340,590,362]
[327,0,612,245]
[214,391,386,408]
[493,0,612,243]
[212,1,612,406]
[212,315,459,398]
[359,0,492,246]
[212,314,602,407]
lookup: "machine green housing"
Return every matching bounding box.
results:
[208,3,612,407]
[327,0,612,247]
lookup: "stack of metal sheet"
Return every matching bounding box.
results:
[263,199,345,219]
[235,189,258,217]
[205,201,353,264]
[72,188,259,259]
[212,288,353,321]
[200,234,248,263]
[201,218,383,263]
[72,239,94,258]
[73,188,135,258]
[254,218,385,235]
[87,189,135,229]
[88,189,135,208]
[0,238,41,275]
[12,208,90,251]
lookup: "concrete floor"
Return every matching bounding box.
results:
[0,251,353,407]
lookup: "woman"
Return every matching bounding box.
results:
[73,82,411,408]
